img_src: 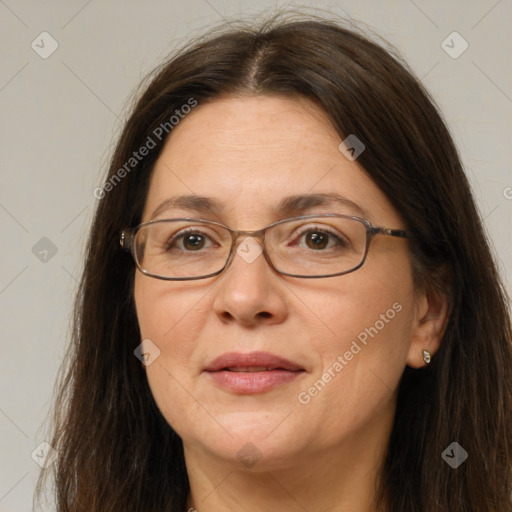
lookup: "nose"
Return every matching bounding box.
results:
[212,237,289,327]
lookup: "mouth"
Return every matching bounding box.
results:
[223,366,293,372]
[204,351,304,372]
[204,352,305,394]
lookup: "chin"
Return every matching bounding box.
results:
[176,410,309,469]
[205,435,306,472]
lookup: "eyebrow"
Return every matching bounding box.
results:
[149,193,369,220]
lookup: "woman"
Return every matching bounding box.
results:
[37,14,512,512]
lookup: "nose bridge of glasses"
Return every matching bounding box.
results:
[216,225,271,278]
[229,226,268,248]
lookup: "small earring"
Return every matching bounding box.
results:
[422,349,431,365]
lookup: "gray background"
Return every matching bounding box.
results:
[1,1,511,510]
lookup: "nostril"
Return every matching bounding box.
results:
[257,311,272,319]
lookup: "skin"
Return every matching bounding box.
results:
[134,95,449,512]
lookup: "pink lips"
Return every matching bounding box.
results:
[204,351,305,394]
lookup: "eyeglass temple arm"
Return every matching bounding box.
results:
[120,229,134,251]
[372,227,415,239]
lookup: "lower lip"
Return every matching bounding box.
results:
[206,370,304,394]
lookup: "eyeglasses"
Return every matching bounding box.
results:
[120,214,414,280]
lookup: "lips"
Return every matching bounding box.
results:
[204,352,304,372]
[204,351,305,394]
[225,366,278,372]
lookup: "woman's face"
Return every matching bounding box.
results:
[134,95,428,471]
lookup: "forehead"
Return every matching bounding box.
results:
[142,95,400,227]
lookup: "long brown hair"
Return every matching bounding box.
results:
[36,13,512,512]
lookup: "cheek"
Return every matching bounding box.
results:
[134,274,205,352]
[294,323,412,450]
[305,259,413,355]
[134,274,214,432]
[297,257,415,414]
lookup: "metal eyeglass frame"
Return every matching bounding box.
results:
[120,213,415,281]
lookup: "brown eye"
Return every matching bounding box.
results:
[182,233,206,251]
[291,226,349,252]
[164,228,214,252]
[305,232,329,250]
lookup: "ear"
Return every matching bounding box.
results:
[406,284,450,368]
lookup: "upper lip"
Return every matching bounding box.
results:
[204,351,304,372]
